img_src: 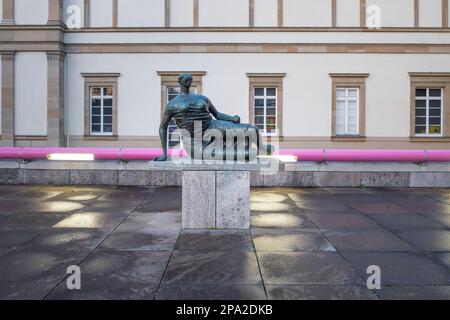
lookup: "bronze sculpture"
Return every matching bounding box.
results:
[154,73,271,161]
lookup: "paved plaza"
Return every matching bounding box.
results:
[0,185,448,300]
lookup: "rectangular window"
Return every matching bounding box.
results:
[166,86,197,149]
[335,87,360,135]
[90,86,114,135]
[415,88,443,136]
[253,87,278,135]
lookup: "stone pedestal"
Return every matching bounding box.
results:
[182,170,250,229]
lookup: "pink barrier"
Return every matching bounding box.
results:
[0,147,449,163]
[325,149,427,163]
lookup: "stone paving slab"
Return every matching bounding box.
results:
[0,185,448,300]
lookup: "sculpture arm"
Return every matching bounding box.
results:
[154,108,173,161]
[207,99,240,123]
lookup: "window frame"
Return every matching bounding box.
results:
[82,73,120,139]
[414,88,444,137]
[410,73,450,140]
[89,86,114,136]
[330,73,369,139]
[253,87,279,136]
[335,87,360,136]
[247,73,285,137]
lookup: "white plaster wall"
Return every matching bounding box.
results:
[90,0,113,27]
[118,0,164,27]
[14,53,47,136]
[366,0,414,27]
[336,0,360,27]
[63,0,85,27]
[67,53,450,138]
[198,0,249,27]
[254,0,278,27]
[419,0,442,27]
[170,0,193,27]
[284,0,332,27]
[65,31,450,44]
[0,0,3,23]
[14,0,48,25]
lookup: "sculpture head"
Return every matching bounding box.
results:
[178,73,193,89]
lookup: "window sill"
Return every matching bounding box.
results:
[410,136,450,142]
[332,135,366,142]
[83,135,118,141]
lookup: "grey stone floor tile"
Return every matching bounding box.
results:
[136,191,181,212]
[250,192,291,202]
[24,228,109,252]
[97,187,155,202]
[377,286,450,300]
[156,284,266,300]
[0,247,85,283]
[399,199,450,214]
[306,213,380,230]
[163,251,262,285]
[5,189,65,201]
[46,280,158,300]
[0,230,40,248]
[324,229,415,252]
[0,199,37,214]
[394,229,450,252]
[266,285,379,300]
[252,228,335,252]
[52,212,128,230]
[0,248,14,258]
[0,212,70,231]
[31,201,86,213]
[118,211,181,232]
[79,250,171,284]
[100,230,179,251]
[428,252,450,269]
[348,201,414,214]
[292,200,355,213]
[426,214,450,228]
[258,252,363,285]
[250,201,301,213]
[251,213,315,229]
[0,282,56,300]
[342,252,450,285]
[47,191,105,203]
[369,214,446,230]
[175,230,253,252]
[79,200,142,215]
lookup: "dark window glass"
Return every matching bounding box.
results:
[254,117,264,125]
[429,100,441,108]
[415,109,426,116]
[266,88,276,96]
[254,88,264,96]
[104,116,113,124]
[254,108,264,116]
[91,116,101,124]
[267,108,276,116]
[429,117,441,125]
[103,99,113,107]
[103,107,112,116]
[429,109,441,117]
[91,99,101,107]
[103,124,113,133]
[266,99,276,107]
[415,100,426,108]
[415,126,426,134]
[415,117,426,125]
[416,89,426,97]
[429,89,442,97]
[254,99,264,107]
[91,124,101,132]
[92,107,101,115]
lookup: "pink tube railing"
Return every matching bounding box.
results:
[0,147,449,162]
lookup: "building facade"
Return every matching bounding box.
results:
[1,0,450,149]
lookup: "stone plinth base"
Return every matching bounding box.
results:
[182,171,250,230]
